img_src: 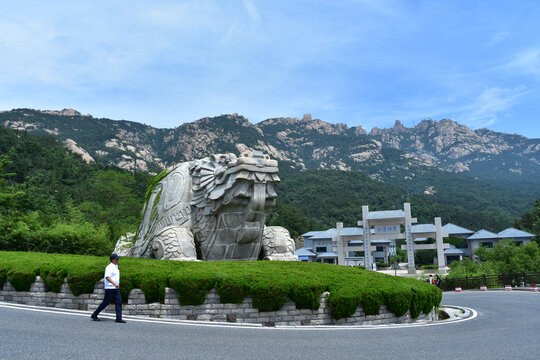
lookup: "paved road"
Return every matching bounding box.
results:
[1,291,539,360]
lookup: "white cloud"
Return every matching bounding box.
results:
[450,87,530,129]
[243,0,259,21]
[504,48,540,76]
[485,31,509,47]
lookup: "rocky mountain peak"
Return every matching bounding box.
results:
[256,117,300,127]
[259,115,349,136]
[304,118,348,135]
[351,126,367,135]
[190,113,252,128]
[39,108,91,117]
[302,113,312,122]
[393,120,406,132]
[414,119,436,131]
[370,120,408,136]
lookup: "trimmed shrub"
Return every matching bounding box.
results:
[327,289,362,320]
[0,268,8,288]
[382,287,411,317]
[133,271,168,304]
[169,273,217,306]
[216,277,248,304]
[119,274,135,304]
[288,282,325,310]
[7,270,37,291]
[251,283,289,312]
[424,286,442,314]
[5,258,39,291]
[410,287,427,318]
[67,266,103,296]
[361,289,383,315]
[40,266,67,293]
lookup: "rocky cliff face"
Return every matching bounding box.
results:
[369,119,539,177]
[1,109,538,184]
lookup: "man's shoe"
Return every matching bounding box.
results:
[91,315,100,321]
[115,319,126,323]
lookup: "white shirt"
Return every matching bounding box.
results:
[104,263,120,289]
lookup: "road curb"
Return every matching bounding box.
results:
[0,301,476,330]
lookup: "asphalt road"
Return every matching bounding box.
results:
[1,291,539,360]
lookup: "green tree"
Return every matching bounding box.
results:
[80,170,143,240]
[475,240,540,273]
[515,199,540,242]
[0,154,23,209]
[266,203,311,239]
[414,249,436,266]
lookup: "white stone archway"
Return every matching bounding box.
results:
[333,203,449,274]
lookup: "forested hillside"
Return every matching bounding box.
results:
[0,126,149,255]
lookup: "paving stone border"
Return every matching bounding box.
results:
[0,276,436,326]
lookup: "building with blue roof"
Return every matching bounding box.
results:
[294,247,317,262]
[444,245,471,264]
[302,229,336,263]
[498,228,535,246]
[442,223,475,238]
[301,230,326,250]
[467,229,499,250]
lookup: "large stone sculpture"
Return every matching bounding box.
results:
[129,151,296,261]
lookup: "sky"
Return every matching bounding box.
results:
[1,0,540,138]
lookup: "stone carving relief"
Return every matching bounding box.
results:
[261,226,298,261]
[129,151,294,261]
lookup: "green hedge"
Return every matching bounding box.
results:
[0,251,441,320]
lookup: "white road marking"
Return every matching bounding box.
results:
[0,301,476,331]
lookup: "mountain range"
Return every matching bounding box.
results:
[2,109,538,178]
[1,108,539,229]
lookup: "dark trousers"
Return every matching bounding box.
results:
[92,288,122,320]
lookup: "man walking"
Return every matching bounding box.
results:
[91,254,126,323]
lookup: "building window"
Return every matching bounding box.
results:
[480,242,493,248]
[316,247,327,253]
[515,241,523,247]
[376,246,384,252]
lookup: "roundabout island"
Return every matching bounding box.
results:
[0,252,441,327]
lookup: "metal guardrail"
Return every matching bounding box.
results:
[441,272,540,291]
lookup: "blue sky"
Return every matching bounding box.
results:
[1,1,539,138]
